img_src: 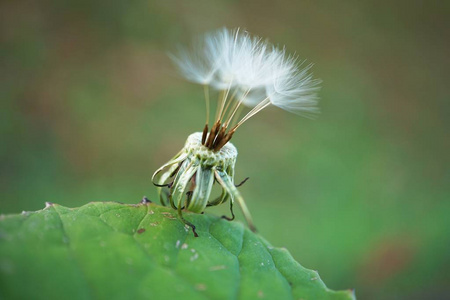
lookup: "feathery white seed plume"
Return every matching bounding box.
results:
[171,27,320,119]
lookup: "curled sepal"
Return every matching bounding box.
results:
[152,151,188,206]
[153,164,178,206]
[188,166,216,213]
[215,170,257,232]
[208,187,230,206]
[151,150,187,184]
[171,160,198,210]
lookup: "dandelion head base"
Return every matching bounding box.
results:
[185,132,237,168]
[152,131,255,237]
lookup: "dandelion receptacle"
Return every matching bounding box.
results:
[152,28,321,236]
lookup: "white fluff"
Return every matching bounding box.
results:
[171,28,321,117]
[266,51,322,117]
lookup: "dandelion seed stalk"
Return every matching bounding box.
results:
[153,28,321,236]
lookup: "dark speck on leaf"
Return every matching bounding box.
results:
[141,197,152,204]
[137,228,146,234]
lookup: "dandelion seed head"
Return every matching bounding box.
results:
[153,28,322,237]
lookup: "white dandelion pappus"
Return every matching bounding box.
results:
[169,35,221,85]
[266,52,321,118]
[239,48,321,121]
[212,30,274,91]
[153,28,321,237]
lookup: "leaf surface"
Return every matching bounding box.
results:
[0,202,355,300]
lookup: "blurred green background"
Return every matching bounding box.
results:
[1,1,449,299]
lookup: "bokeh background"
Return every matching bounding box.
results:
[2,1,449,299]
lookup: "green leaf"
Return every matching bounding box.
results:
[0,202,355,300]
